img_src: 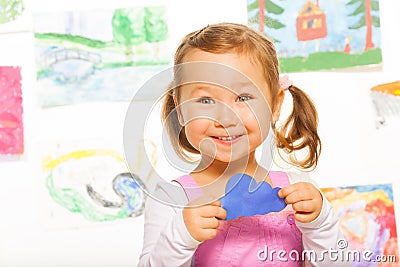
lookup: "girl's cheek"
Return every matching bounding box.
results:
[242,109,272,140]
[188,118,210,129]
[184,120,209,140]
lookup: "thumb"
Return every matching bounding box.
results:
[278,188,285,198]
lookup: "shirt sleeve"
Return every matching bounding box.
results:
[288,171,351,267]
[138,183,201,267]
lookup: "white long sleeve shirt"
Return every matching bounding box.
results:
[138,173,351,267]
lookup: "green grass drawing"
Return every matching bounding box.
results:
[280,49,382,72]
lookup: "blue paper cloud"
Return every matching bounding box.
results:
[220,173,287,220]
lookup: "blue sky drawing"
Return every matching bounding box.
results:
[248,0,381,56]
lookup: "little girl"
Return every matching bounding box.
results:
[139,23,348,266]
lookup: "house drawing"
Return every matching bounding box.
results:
[296,0,327,42]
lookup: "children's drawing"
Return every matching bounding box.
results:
[0,66,24,155]
[43,148,147,223]
[247,0,382,72]
[86,172,145,217]
[0,0,24,24]
[321,184,398,266]
[370,81,400,128]
[0,0,32,34]
[41,137,158,226]
[33,6,169,107]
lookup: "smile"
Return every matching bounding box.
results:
[211,135,243,143]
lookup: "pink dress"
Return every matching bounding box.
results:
[174,171,303,266]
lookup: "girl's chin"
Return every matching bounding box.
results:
[197,147,253,165]
[213,154,252,165]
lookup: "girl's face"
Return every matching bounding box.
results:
[176,49,283,164]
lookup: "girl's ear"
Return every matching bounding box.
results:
[173,96,185,126]
[272,89,285,123]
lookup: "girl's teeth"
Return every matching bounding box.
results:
[218,136,237,141]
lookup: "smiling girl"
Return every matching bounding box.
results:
[139,23,349,266]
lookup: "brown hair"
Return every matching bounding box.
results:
[162,22,321,170]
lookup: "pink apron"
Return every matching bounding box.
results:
[174,171,303,266]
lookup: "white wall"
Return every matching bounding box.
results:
[0,0,399,266]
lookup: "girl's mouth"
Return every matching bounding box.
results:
[211,135,243,144]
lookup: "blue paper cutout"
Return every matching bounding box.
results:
[220,173,287,220]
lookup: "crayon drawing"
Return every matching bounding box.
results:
[33,6,169,107]
[41,139,158,227]
[0,66,24,155]
[370,81,400,128]
[0,0,32,34]
[0,0,24,23]
[321,184,398,266]
[247,0,382,72]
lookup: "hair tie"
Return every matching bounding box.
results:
[279,75,293,91]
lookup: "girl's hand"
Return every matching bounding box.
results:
[278,182,323,223]
[182,199,227,242]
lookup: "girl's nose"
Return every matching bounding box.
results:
[213,103,239,128]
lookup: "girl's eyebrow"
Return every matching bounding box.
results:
[234,82,260,94]
[188,85,215,97]
[236,80,254,86]
[191,83,222,92]
[189,82,258,97]
[193,84,214,90]
[235,81,258,89]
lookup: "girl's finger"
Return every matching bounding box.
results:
[201,217,220,229]
[278,184,297,198]
[284,190,313,204]
[215,206,227,220]
[201,228,218,240]
[199,206,226,220]
[292,200,316,213]
[294,211,315,223]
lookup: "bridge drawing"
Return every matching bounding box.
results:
[37,48,102,83]
[39,48,102,68]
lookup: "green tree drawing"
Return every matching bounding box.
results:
[144,6,168,62]
[111,7,168,63]
[346,0,380,51]
[0,0,24,24]
[247,0,285,40]
[144,7,167,43]
[111,8,146,60]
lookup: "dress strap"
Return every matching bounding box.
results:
[269,171,290,188]
[173,175,203,202]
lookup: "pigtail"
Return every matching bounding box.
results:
[274,85,321,170]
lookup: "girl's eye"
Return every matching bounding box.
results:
[198,97,215,104]
[237,95,252,102]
